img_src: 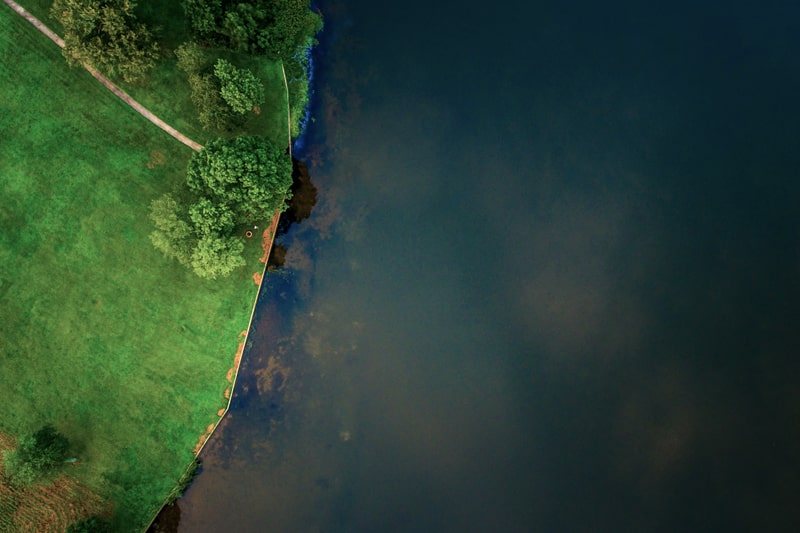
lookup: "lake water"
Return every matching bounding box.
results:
[177,1,800,531]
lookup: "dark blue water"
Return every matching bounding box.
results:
[178,1,800,531]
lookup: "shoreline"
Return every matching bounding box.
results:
[144,209,282,532]
[191,207,282,458]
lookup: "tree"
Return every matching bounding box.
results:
[190,235,246,279]
[51,0,159,83]
[214,59,265,114]
[257,0,323,60]
[189,197,236,236]
[189,73,235,131]
[182,0,224,37]
[175,41,208,74]
[149,194,194,265]
[186,136,293,220]
[174,42,236,131]
[3,425,69,486]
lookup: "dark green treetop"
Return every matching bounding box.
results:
[186,136,293,220]
[182,0,322,60]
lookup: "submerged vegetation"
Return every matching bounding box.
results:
[0,0,321,529]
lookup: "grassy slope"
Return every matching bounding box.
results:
[0,6,267,530]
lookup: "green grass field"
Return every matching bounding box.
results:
[0,4,272,530]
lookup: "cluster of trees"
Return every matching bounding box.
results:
[2,425,70,486]
[176,42,265,130]
[51,0,158,83]
[181,0,322,60]
[150,136,292,279]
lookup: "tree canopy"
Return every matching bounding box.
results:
[186,136,293,220]
[149,194,194,265]
[182,0,322,59]
[3,425,69,486]
[150,136,292,279]
[51,0,159,83]
[214,59,265,114]
[175,41,235,130]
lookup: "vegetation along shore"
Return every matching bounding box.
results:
[0,0,321,530]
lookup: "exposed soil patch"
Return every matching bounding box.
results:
[146,150,167,169]
[259,211,282,264]
[191,424,217,456]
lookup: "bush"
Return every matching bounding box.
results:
[3,425,69,486]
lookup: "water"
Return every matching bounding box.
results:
[177,1,800,531]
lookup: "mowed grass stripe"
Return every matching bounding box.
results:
[1,7,261,530]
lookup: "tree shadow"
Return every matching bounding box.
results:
[268,157,317,268]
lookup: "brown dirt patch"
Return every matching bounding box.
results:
[191,435,207,456]
[253,272,262,285]
[192,424,218,456]
[146,149,167,169]
[234,342,245,371]
[259,210,281,263]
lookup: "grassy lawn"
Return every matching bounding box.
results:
[0,5,270,530]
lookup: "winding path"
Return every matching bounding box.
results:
[2,0,203,152]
